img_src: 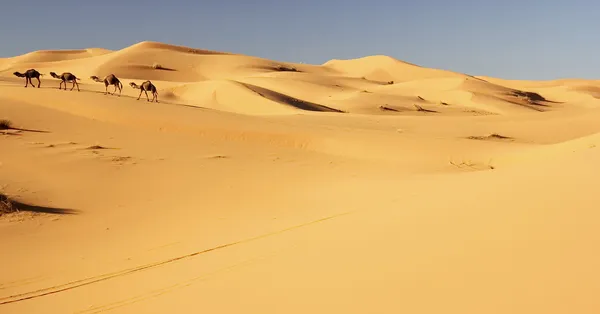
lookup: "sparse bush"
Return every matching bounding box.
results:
[467,133,512,141]
[0,194,16,216]
[86,145,108,150]
[0,119,12,130]
[152,62,164,70]
[387,81,394,84]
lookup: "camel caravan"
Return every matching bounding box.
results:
[13,69,159,102]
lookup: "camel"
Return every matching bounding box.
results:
[13,69,42,88]
[90,74,122,96]
[129,81,159,102]
[50,72,80,91]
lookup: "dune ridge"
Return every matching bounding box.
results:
[2,40,600,313]
[4,40,598,115]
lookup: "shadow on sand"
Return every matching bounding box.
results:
[1,194,78,216]
[5,126,50,133]
[238,82,346,113]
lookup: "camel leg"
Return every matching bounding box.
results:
[137,89,142,100]
[145,90,150,101]
[24,78,28,88]
[105,84,108,95]
[74,80,79,91]
[36,77,40,88]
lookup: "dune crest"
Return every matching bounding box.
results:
[3,48,112,65]
[323,54,468,83]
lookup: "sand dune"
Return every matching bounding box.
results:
[3,41,599,116]
[323,55,468,82]
[2,41,600,313]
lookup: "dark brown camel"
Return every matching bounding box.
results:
[129,81,159,102]
[13,69,42,88]
[50,72,80,91]
[90,74,122,96]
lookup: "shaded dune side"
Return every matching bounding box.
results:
[460,78,557,112]
[237,75,377,100]
[238,82,345,113]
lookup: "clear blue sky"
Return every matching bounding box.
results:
[0,0,597,80]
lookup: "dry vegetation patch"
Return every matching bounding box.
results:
[414,104,437,113]
[467,133,513,141]
[0,194,17,216]
[0,119,13,130]
[378,105,400,112]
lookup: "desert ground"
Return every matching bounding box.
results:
[2,41,600,313]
